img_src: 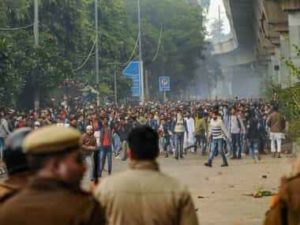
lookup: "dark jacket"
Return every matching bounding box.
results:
[247,117,260,140]
[267,111,286,133]
[116,123,131,142]
[147,119,158,131]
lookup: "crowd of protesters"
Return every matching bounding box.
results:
[0,97,297,225]
[0,98,287,178]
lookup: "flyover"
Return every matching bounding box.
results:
[213,0,300,97]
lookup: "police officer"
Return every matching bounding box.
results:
[263,156,300,225]
[0,127,32,202]
[0,125,105,225]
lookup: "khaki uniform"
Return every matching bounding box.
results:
[0,172,31,203]
[94,160,199,225]
[264,174,300,225]
[0,182,18,202]
[0,177,105,225]
[0,125,105,225]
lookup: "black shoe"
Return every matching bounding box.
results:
[221,163,229,167]
[165,153,169,158]
[231,156,237,160]
[204,162,212,167]
[180,155,184,159]
[277,154,281,158]
[175,156,179,160]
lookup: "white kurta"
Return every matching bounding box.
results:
[184,117,195,148]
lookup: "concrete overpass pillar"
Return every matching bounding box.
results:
[289,12,300,56]
[280,34,291,88]
[288,11,300,84]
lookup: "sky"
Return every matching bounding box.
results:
[206,0,231,35]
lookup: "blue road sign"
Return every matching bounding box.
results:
[122,61,140,76]
[159,76,170,92]
[131,73,141,97]
[122,61,141,97]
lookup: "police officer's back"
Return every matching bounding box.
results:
[0,125,105,225]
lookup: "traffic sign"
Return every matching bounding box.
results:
[131,73,141,97]
[122,61,140,77]
[122,61,141,97]
[159,76,170,92]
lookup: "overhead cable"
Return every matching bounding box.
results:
[73,37,96,72]
[123,35,139,65]
[0,23,33,31]
[151,24,163,62]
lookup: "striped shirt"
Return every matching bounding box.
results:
[208,117,229,140]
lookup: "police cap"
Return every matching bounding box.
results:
[23,125,81,155]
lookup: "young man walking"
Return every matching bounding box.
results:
[205,109,230,167]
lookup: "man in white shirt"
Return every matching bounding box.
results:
[184,112,195,153]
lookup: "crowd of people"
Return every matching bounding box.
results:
[0,98,298,225]
[0,98,287,178]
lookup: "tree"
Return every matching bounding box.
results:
[125,0,206,98]
[209,19,230,43]
[0,0,134,107]
[0,0,207,107]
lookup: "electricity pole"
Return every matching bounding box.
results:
[114,64,118,105]
[34,0,39,47]
[95,0,100,106]
[218,5,221,43]
[33,0,39,110]
[137,0,144,104]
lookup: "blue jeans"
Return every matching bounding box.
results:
[175,132,184,159]
[98,146,112,177]
[231,133,241,158]
[0,137,4,160]
[240,133,247,154]
[162,136,170,152]
[170,135,176,151]
[195,134,207,153]
[112,134,121,155]
[248,139,258,159]
[208,139,228,165]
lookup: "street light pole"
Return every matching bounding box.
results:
[137,0,144,104]
[95,0,100,106]
[34,0,39,47]
[33,0,39,110]
[114,64,118,105]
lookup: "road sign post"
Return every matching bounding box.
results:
[159,76,170,103]
[123,61,142,98]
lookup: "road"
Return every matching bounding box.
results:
[107,154,292,225]
[1,153,293,225]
